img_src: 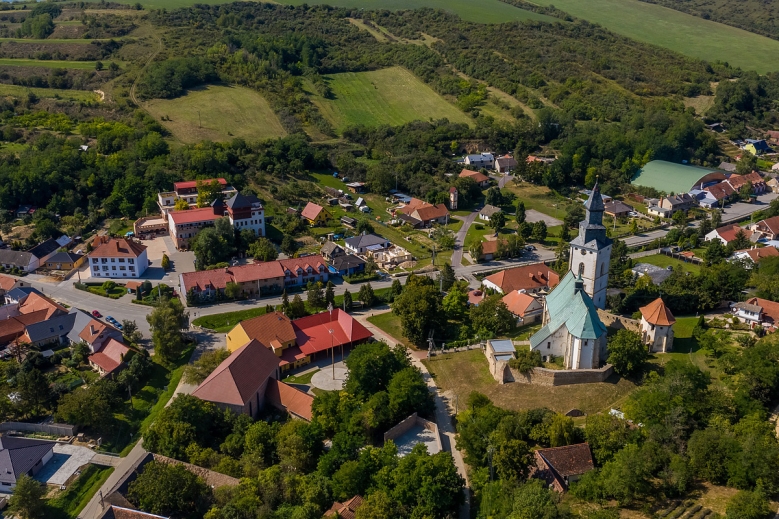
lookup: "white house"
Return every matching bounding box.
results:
[639,297,675,353]
[344,233,390,255]
[464,152,495,169]
[88,237,148,279]
[479,204,502,222]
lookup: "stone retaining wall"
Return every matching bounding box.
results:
[597,309,641,333]
[0,422,77,436]
[506,364,614,386]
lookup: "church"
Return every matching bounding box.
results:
[529,184,611,370]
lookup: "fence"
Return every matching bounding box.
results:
[661,248,704,265]
[0,422,77,436]
[628,248,661,260]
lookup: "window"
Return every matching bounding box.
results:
[578,263,585,276]
[92,258,98,264]
[129,259,134,264]
[600,263,605,275]
[547,342,551,349]
[112,266,116,270]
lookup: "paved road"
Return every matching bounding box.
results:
[79,440,148,519]
[451,212,479,267]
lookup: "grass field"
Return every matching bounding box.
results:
[278,0,558,24]
[423,349,638,414]
[0,84,99,102]
[47,465,114,519]
[367,312,411,348]
[307,67,473,132]
[636,253,702,274]
[0,58,123,69]
[531,0,779,73]
[193,306,268,333]
[0,37,115,44]
[144,84,286,144]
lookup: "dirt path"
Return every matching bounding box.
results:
[129,31,163,108]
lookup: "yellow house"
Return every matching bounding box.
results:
[745,140,770,156]
[301,202,330,227]
[226,311,310,371]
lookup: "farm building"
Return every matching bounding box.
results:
[632,160,726,194]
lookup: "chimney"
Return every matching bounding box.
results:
[224,267,229,273]
[90,325,96,335]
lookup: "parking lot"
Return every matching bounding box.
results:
[34,443,96,486]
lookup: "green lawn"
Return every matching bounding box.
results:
[0,37,118,44]
[144,84,286,144]
[283,368,319,384]
[0,84,99,102]
[46,464,115,519]
[307,66,473,132]
[0,58,125,69]
[636,253,702,274]
[367,312,412,347]
[531,0,779,73]
[193,307,269,333]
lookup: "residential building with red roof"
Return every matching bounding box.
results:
[0,275,28,298]
[483,263,560,295]
[166,194,265,250]
[495,155,518,174]
[325,496,364,519]
[748,215,779,241]
[301,202,331,226]
[88,338,130,376]
[704,224,758,246]
[639,297,675,352]
[459,168,490,187]
[501,290,543,325]
[733,297,779,330]
[395,198,449,228]
[88,236,148,279]
[532,444,594,492]
[157,178,236,217]
[180,255,329,301]
[731,246,779,265]
[703,181,736,202]
[726,171,765,194]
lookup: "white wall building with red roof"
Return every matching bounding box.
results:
[88,236,148,279]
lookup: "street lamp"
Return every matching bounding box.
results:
[329,328,335,379]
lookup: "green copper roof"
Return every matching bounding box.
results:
[530,272,607,348]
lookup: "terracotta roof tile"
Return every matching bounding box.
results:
[89,339,129,373]
[301,202,324,221]
[639,297,676,326]
[168,207,221,225]
[292,309,372,355]
[18,292,66,319]
[0,275,17,292]
[238,312,297,348]
[485,263,560,293]
[737,247,779,262]
[90,238,147,259]
[459,169,490,183]
[746,297,779,326]
[265,379,314,421]
[501,291,540,317]
[537,443,594,477]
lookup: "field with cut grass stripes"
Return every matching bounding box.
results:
[531,0,779,73]
[309,67,472,132]
[0,84,99,102]
[0,58,124,69]
[144,84,286,144]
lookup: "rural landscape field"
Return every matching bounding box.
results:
[1,0,779,519]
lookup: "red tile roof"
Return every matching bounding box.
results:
[173,178,227,191]
[180,256,326,293]
[168,207,221,226]
[237,312,297,349]
[704,182,735,201]
[501,291,540,317]
[326,496,364,519]
[0,275,17,292]
[459,169,490,183]
[88,339,129,374]
[484,263,560,293]
[639,297,676,326]
[412,203,449,222]
[18,292,66,319]
[293,309,373,355]
[192,339,280,407]
[301,202,324,221]
[279,346,308,367]
[90,238,147,259]
[755,216,779,236]
[737,247,779,262]
[727,171,764,190]
[536,443,594,477]
[265,379,313,421]
[745,297,779,327]
[712,224,755,244]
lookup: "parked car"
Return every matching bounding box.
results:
[91,310,102,318]
[525,245,536,251]
[106,316,116,324]
[114,322,123,331]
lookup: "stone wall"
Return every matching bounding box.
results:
[505,364,614,386]
[597,309,641,333]
[0,421,77,436]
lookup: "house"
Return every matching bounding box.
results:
[264,378,314,421]
[495,155,518,174]
[767,177,779,193]
[156,177,237,216]
[27,235,72,268]
[301,202,330,226]
[0,290,69,345]
[326,496,364,519]
[88,338,130,377]
[331,255,366,277]
[0,250,37,273]
[464,152,495,169]
[483,263,560,294]
[180,256,328,299]
[396,199,449,227]
[225,192,265,238]
[689,188,720,209]
[0,437,54,491]
[166,194,264,250]
[459,168,490,187]
[603,200,633,218]
[44,251,85,271]
[734,297,779,330]
[0,275,28,298]
[355,197,366,209]
[659,193,696,214]
[345,182,366,194]
[479,204,502,221]
[731,246,779,265]
[639,297,675,353]
[368,246,413,268]
[15,205,35,219]
[449,186,458,210]
[68,310,123,353]
[646,204,672,218]
[226,309,372,369]
[344,233,390,255]
[501,290,543,325]
[529,273,608,369]
[726,171,766,194]
[766,130,779,145]
[704,182,736,204]
[744,139,771,156]
[320,241,345,261]
[88,237,148,279]
[100,506,170,519]
[15,312,77,348]
[631,263,673,285]
[705,224,758,246]
[749,216,779,241]
[532,444,594,493]
[474,239,506,262]
[718,161,737,173]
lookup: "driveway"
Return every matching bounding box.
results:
[524,209,562,227]
[451,212,479,267]
[34,443,96,486]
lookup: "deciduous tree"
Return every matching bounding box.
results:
[9,474,45,519]
[146,297,188,363]
[607,330,647,376]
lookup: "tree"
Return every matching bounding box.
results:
[249,238,278,261]
[358,283,375,307]
[516,201,526,224]
[494,439,532,483]
[183,349,230,385]
[307,281,325,309]
[671,210,686,229]
[281,235,298,256]
[345,341,410,397]
[392,275,444,346]
[711,209,722,229]
[196,179,223,208]
[470,295,515,337]
[161,253,170,270]
[704,238,727,265]
[731,229,752,250]
[288,295,306,319]
[726,490,771,519]
[491,211,507,231]
[281,289,289,315]
[8,341,30,364]
[224,282,241,300]
[191,227,227,270]
[174,198,189,211]
[56,379,119,429]
[146,297,188,363]
[355,490,397,519]
[391,445,464,517]
[607,330,647,376]
[9,474,45,519]
[509,348,542,373]
[629,219,638,235]
[485,187,504,207]
[442,281,468,320]
[736,151,758,175]
[584,413,639,465]
[739,181,754,201]
[548,413,576,447]
[510,479,561,519]
[391,279,403,299]
[144,395,229,460]
[325,281,335,307]
[469,241,483,262]
[17,368,51,416]
[518,221,533,239]
[438,262,456,291]
[356,219,374,235]
[343,289,353,311]
[276,420,324,473]
[128,461,212,519]
[531,220,547,242]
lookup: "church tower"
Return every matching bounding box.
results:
[569,183,612,309]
